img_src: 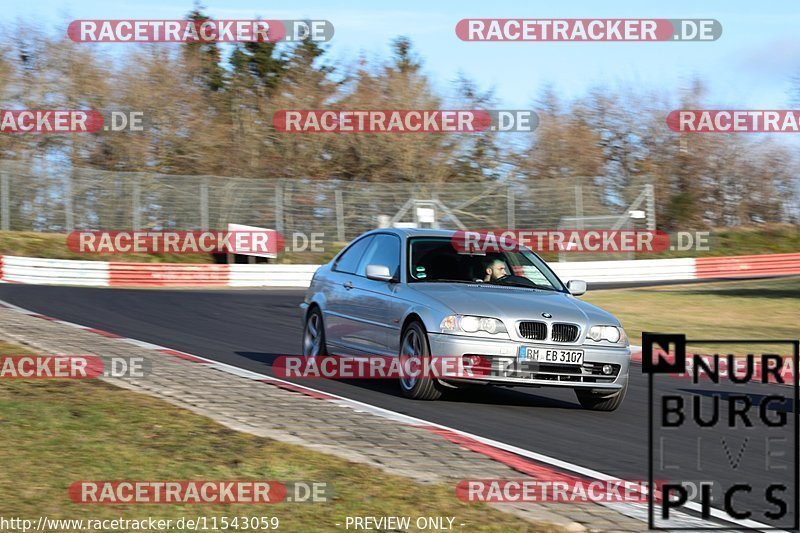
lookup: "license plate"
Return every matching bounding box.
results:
[519,346,584,364]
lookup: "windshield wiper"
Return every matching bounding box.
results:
[495,279,559,291]
[422,278,476,284]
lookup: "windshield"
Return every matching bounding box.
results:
[408,237,567,292]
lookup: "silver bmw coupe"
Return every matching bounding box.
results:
[300,228,631,410]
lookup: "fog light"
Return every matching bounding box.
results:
[602,364,613,375]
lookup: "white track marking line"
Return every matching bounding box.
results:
[118,337,166,350]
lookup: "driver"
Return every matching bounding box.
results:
[483,258,507,282]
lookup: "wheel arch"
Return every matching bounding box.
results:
[304,293,328,322]
[401,312,424,334]
[399,304,440,335]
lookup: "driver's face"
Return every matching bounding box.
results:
[487,262,507,280]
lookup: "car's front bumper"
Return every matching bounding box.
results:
[427,332,630,390]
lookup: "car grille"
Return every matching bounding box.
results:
[518,321,547,340]
[552,323,580,343]
[518,321,580,342]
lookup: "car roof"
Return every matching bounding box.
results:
[364,227,457,239]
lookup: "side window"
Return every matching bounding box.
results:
[357,234,401,279]
[333,236,374,274]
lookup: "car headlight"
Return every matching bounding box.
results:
[587,325,627,344]
[440,315,507,335]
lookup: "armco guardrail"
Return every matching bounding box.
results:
[0,255,110,286]
[0,253,798,288]
[0,256,321,288]
[550,258,697,284]
[229,264,320,287]
[109,263,230,287]
[695,253,800,279]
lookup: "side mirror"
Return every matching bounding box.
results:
[366,264,394,282]
[566,280,587,296]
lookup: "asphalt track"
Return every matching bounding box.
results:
[1,283,797,528]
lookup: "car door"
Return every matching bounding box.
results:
[323,235,374,354]
[349,233,402,355]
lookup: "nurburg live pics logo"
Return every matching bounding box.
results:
[642,332,799,530]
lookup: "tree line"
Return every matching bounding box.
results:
[0,8,797,229]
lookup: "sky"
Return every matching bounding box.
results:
[6,0,800,110]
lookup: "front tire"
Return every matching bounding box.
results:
[302,307,328,357]
[398,322,442,400]
[575,385,627,411]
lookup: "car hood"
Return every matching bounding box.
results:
[408,283,619,326]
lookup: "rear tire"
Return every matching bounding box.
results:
[398,322,442,400]
[575,385,627,411]
[302,307,328,357]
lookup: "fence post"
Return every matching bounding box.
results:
[200,179,209,230]
[0,172,9,231]
[65,170,74,231]
[275,180,284,233]
[132,176,141,231]
[574,181,584,229]
[507,185,515,229]
[335,189,345,242]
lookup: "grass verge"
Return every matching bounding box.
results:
[1,225,798,264]
[0,341,543,532]
[583,276,800,354]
